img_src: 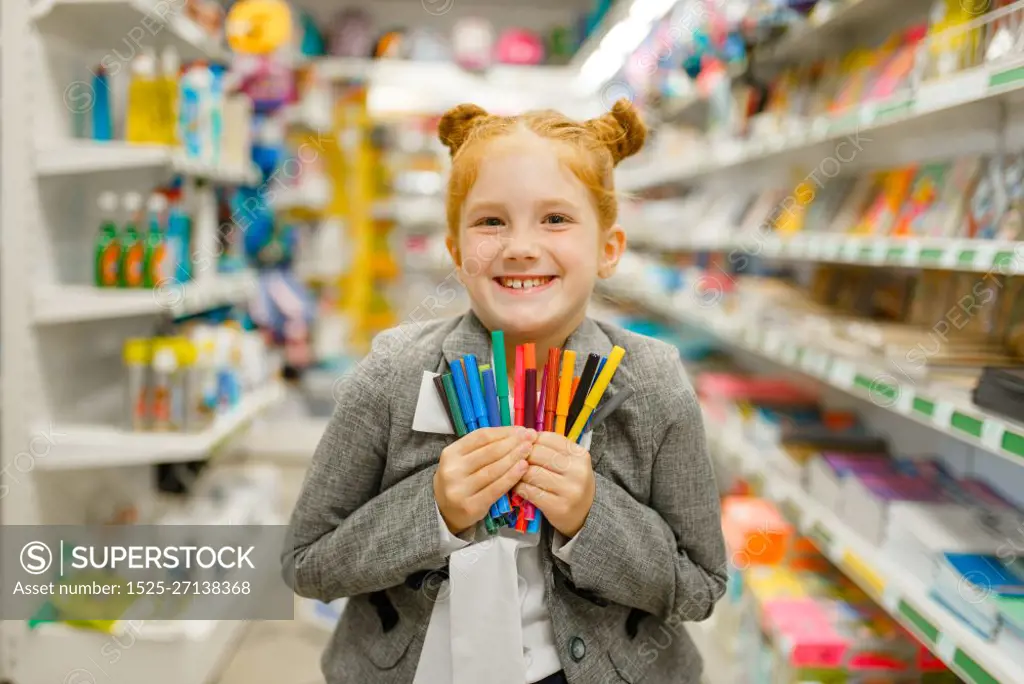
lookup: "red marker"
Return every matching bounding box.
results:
[523,344,537,429]
[544,347,560,431]
[514,345,525,427]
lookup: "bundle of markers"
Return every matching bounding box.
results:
[433,330,627,535]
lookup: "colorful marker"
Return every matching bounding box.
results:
[464,354,489,429]
[568,346,625,442]
[566,353,600,434]
[535,375,546,432]
[481,366,501,429]
[451,359,477,432]
[441,373,467,437]
[544,347,560,431]
[492,331,512,427]
[433,375,456,433]
[555,350,576,435]
[523,344,537,429]
[514,345,525,427]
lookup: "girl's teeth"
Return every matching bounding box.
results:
[501,277,550,289]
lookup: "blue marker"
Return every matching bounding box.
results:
[451,360,477,432]
[481,366,512,515]
[463,355,490,429]
[526,513,542,534]
[482,368,501,432]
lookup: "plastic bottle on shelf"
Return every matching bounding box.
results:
[179,62,211,161]
[123,338,151,431]
[126,49,159,144]
[166,190,193,284]
[119,192,145,288]
[150,338,179,431]
[94,191,121,288]
[91,66,113,141]
[143,193,169,289]
[158,47,181,147]
[177,339,201,431]
[209,65,225,167]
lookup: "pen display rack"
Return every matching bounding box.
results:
[433,330,626,535]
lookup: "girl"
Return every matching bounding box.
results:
[283,98,727,684]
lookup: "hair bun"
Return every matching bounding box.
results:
[586,98,647,165]
[438,103,491,157]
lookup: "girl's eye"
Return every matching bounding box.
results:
[473,217,504,228]
[544,214,572,225]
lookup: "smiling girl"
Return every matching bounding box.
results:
[284,98,727,684]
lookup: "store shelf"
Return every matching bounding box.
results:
[33,272,258,324]
[619,56,1024,190]
[600,282,1024,467]
[36,141,261,184]
[31,0,228,62]
[634,233,1024,274]
[36,382,283,470]
[372,196,445,226]
[24,618,248,684]
[755,0,934,67]
[313,57,581,116]
[713,430,1023,684]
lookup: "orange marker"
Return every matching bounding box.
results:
[523,344,537,429]
[554,350,576,435]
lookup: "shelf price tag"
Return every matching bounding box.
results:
[781,342,799,365]
[981,419,1006,452]
[902,240,922,266]
[871,241,889,264]
[842,240,861,262]
[932,401,955,428]
[939,243,961,268]
[896,386,915,414]
[830,359,856,388]
[972,243,998,271]
[935,633,957,665]
[763,330,783,357]
[882,585,901,614]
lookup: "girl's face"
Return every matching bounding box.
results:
[447,132,626,343]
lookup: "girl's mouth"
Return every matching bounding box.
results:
[494,276,557,292]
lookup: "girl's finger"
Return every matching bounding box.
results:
[473,458,529,509]
[466,440,531,493]
[464,430,532,475]
[520,464,564,495]
[526,444,574,476]
[456,426,525,455]
[512,482,554,511]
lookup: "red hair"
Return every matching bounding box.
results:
[437,98,647,236]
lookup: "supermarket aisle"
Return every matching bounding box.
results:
[216,462,330,684]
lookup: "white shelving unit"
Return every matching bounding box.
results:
[1,1,280,682]
[711,429,1022,684]
[596,3,1024,682]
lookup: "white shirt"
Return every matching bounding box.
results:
[437,507,577,683]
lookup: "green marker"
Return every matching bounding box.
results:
[441,373,467,437]
[491,330,512,426]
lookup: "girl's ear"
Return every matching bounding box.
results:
[446,234,462,269]
[598,224,627,279]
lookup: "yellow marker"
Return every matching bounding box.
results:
[567,346,625,442]
[554,350,577,435]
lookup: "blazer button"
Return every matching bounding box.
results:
[569,636,586,662]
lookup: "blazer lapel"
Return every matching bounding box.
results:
[440,311,493,374]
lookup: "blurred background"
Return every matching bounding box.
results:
[4,0,1024,682]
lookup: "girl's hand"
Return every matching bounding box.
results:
[513,431,595,538]
[434,426,537,535]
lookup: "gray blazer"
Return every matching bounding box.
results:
[283,312,727,684]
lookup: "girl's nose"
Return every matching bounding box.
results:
[502,227,540,261]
